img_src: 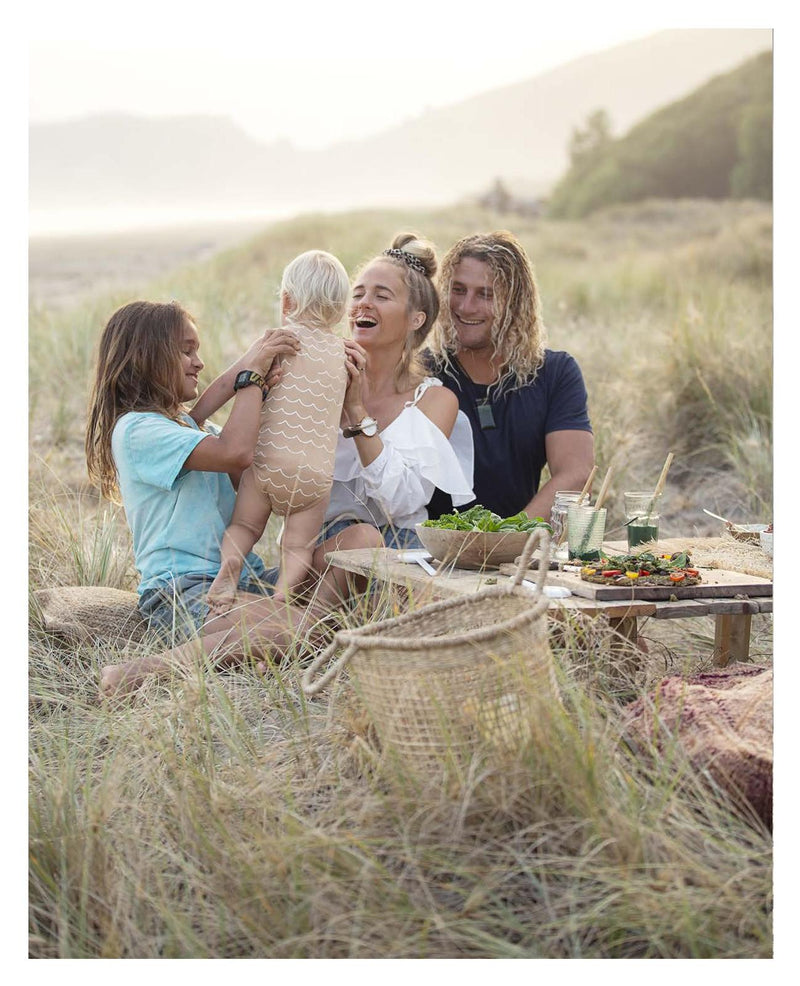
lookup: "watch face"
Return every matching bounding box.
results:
[362,420,378,437]
[234,370,263,391]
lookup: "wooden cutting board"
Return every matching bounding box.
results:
[499,565,773,600]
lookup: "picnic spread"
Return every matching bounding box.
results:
[324,463,773,669]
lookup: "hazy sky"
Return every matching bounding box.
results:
[26,2,767,151]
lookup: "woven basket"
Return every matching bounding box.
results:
[33,585,147,646]
[302,528,559,772]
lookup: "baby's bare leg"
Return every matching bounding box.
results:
[275,500,327,601]
[208,468,272,613]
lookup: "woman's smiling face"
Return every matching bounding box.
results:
[349,260,413,350]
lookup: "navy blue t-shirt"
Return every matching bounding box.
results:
[429,349,592,518]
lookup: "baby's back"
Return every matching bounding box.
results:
[253,324,347,514]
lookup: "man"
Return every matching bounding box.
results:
[426,230,594,522]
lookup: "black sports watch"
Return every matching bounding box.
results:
[233,369,268,400]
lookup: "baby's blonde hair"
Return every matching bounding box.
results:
[281,250,350,330]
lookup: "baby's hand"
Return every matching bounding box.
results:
[206,581,237,618]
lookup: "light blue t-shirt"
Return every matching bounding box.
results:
[112,411,266,596]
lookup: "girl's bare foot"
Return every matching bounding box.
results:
[99,662,146,700]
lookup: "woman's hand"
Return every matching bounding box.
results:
[264,362,283,391]
[342,355,368,422]
[344,338,367,373]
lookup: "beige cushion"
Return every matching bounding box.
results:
[623,664,772,828]
[33,586,147,645]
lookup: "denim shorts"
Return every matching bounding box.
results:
[138,565,279,643]
[317,518,423,550]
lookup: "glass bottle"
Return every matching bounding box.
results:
[551,491,584,545]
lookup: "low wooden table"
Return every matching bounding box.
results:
[324,539,773,667]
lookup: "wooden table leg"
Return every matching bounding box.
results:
[609,615,641,679]
[713,613,752,667]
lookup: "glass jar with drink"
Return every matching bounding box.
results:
[624,491,662,550]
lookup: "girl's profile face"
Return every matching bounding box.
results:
[177,320,204,401]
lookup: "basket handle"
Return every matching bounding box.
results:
[301,638,359,696]
[511,526,551,594]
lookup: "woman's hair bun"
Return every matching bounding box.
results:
[390,231,438,279]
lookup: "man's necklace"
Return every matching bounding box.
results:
[454,356,497,430]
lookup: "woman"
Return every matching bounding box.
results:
[88,300,381,697]
[310,231,474,569]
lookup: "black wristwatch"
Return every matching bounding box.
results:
[233,369,268,401]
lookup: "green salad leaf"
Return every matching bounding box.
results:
[421,505,552,533]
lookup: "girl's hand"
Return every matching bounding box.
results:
[240,328,301,377]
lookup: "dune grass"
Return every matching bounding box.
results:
[28,198,773,958]
[28,621,772,958]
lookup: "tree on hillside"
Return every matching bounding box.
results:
[546,51,773,219]
[730,101,772,200]
[568,109,613,167]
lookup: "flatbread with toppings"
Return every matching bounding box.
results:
[577,550,703,588]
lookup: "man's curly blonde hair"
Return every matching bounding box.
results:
[429,230,547,394]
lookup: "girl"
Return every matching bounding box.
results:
[86,300,379,697]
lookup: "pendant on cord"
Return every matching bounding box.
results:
[477,403,496,430]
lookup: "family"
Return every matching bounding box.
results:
[86,230,595,696]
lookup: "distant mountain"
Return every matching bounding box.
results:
[547,51,773,218]
[30,29,772,226]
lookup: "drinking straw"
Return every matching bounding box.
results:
[645,451,674,520]
[593,466,614,512]
[557,465,597,545]
[576,466,614,558]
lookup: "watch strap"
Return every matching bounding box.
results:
[234,370,268,400]
[343,415,378,438]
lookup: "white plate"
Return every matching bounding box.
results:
[522,580,571,598]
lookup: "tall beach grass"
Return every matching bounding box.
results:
[28,198,773,958]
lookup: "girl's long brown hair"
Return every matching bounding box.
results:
[85,300,194,501]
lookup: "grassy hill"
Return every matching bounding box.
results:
[30,30,772,219]
[547,51,773,219]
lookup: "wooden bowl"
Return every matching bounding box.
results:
[726,522,769,544]
[415,525,535,570]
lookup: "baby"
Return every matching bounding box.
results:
[208,250,349,607]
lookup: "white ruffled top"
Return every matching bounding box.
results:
[326,377,475,530]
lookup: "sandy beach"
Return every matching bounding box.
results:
[28,219,271,310]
